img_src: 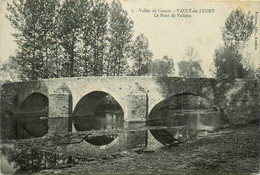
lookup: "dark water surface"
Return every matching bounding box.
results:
[1,107,224,174]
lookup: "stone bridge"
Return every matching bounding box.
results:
[1,76,259,136]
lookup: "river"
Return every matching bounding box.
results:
[1,94,227,174]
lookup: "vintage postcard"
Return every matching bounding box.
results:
[0,0,259,174]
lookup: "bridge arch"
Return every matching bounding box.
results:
[18,81,49,106]
[147,92,220,146]
[19,92,49,111]
[19,90,49,106]
[72,87,126,121]
[16,92,49,138]
[148,92,215,118]
[147,89,214,116]
[72,89,125,146]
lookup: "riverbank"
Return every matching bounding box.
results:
[31,122,259,175]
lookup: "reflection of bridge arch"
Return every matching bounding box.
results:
[61,131,138,156]
[16,92,49,138]
[83,134,120,148]
[147,92,221,145]
[72,90,125,145]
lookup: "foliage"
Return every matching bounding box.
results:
[213,8,256,79]
[107,0,134,76]
[222,8,255,52]
[131,34,153,76]
[89,0,109,76]
[0,59,24,82]
[213,47,254,79]
[6,0,43,80]
[6,0,63,79]
[77,0,92,77]
[59,0,82,77]
[178,46,203,78]
[183,46,199,60]
[148,55,175,76]
[254,67,260,79]
[213,47,247,79]
[178,60,204,78]
[5,0,151,80]
[76,0,109,76]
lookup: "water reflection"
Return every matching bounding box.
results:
[1,155,17,174]
[1,111,223,174]
[15,114,48,139]
[14,92,49,139]
[72,110,124,145]
[0,144,89,174]
[8,109,221,146]
[0,92,229,174]
[146,93,225,145]
[84,134,118,146]
[147,110,221,130]
[147,110,222,145]
[73,110,124,131]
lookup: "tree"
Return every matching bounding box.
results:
[77,0,92,76]
[213,46,252,79]
[254,66,260,79]
[178,46,203,78]
[77,0,109,76]
[39,0,62,78]
[90,0,109,76]
[131,34,153,76]
[148,56,175,76]
[6,0,61,80]
[6,0,136,78]
[222,8,255,52]
[59,0,82,77]
[0,59,24,83]
[178,60,204,78]
[107,0,134,76]
[6,0,43,80]
[214,8,256,79]
[183,46,199,60]
[51,8,63,78]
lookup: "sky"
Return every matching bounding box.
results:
[0,0,259,77]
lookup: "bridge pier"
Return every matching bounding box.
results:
[125,92,147,122]
[48,84,72,135]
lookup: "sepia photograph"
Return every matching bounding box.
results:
[0,0,259,174]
